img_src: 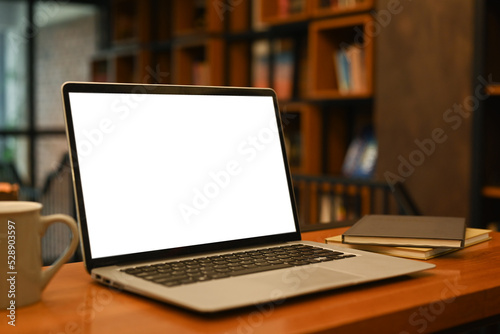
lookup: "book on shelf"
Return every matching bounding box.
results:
[278,0,306,16]
[283,130,301,167]
[326,228,492,260]
[319,194,347,223]
[333,43,367,95]
[273,39,295,100]
[334,47,350,94]
[342,215,467,248]
[319,189,368,223]
[341,126,377,178]
[252,40,270,88]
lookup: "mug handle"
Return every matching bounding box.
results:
[39,214,79,289]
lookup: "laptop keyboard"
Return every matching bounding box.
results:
[121,244,356,287]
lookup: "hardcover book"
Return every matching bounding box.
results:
[342,215,467,248]
[328,228,491,260]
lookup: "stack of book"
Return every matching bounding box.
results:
[326,215,492,260]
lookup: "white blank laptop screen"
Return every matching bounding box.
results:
[68,92,297,259]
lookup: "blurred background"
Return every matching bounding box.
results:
[0,0,497,243]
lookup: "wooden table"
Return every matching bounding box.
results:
[2,227,500,334]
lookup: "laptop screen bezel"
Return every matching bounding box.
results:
[61,82,302,272]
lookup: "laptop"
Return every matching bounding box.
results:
[61,82,434,313]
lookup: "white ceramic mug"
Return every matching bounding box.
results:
[0,201,79,309]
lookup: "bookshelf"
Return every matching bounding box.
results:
[88,0,488,227]
[472,0,500,228]
[308,14,373,99]
[91,0,383,224]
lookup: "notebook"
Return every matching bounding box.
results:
[61,82,434,313]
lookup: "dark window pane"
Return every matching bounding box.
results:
[0,1,29,130]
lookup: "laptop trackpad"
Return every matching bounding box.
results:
[254,267,364,292]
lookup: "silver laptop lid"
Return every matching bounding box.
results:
[61,82,301,271]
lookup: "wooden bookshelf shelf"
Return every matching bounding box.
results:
[97,0,377,177]
[88,0,476,226]
[312,0,374,18]
[486,85,500,96]
[482,186,500,199]
[308,14,373,99]
[93,0,377,169]
[92,0,383,224]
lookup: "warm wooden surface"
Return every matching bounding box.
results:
[2,227,500,334]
